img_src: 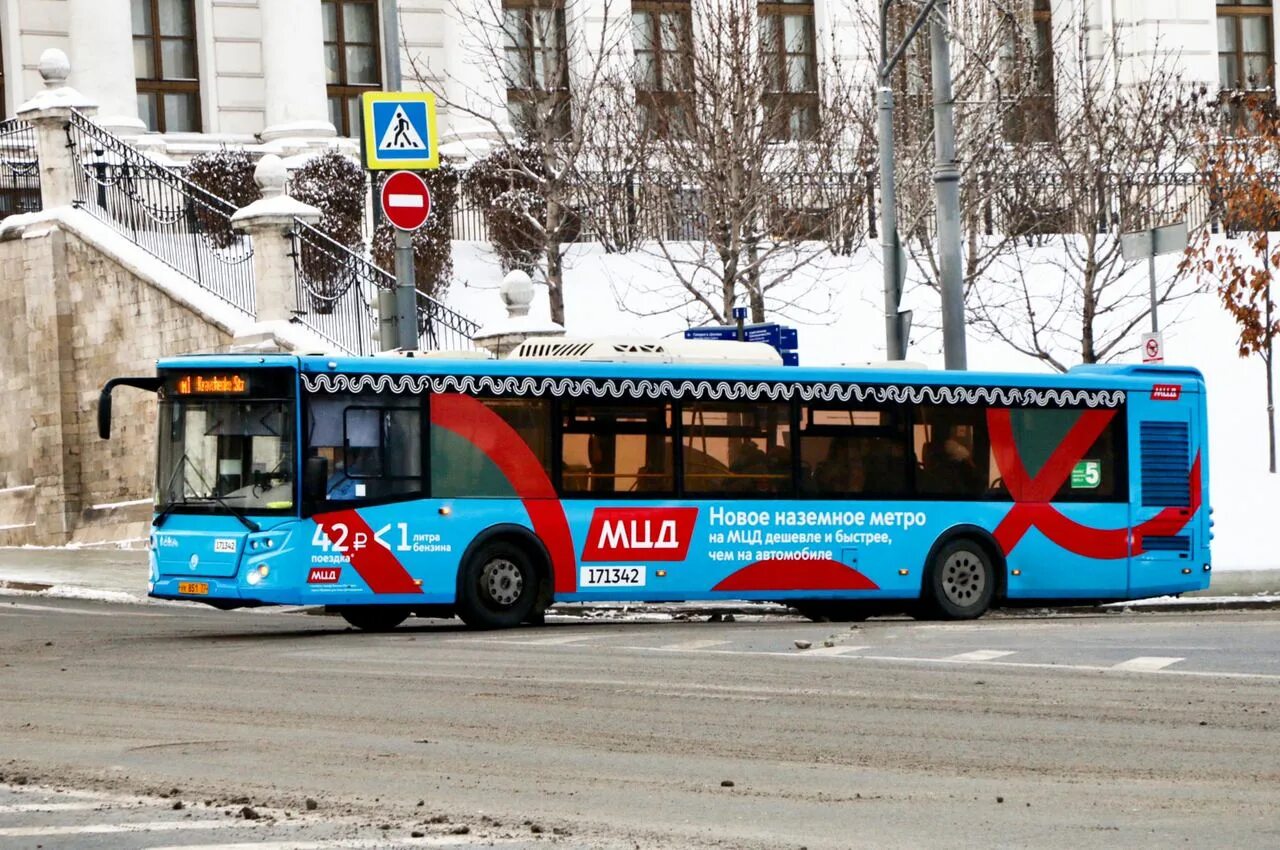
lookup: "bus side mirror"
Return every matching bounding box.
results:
[304,456,328,503]
[98,389,113,440]
[98,376,162,439]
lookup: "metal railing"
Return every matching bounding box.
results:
[0,118,40,222]
[448,166,1243,246]
[415,286,481,352]
[290,218,381,355]
[291,217,480,355]
[65,110,255,315]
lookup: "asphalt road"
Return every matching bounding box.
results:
[1,596,1278,849]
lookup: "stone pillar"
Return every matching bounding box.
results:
[260,0,337,143]
[68,0,146,136]
[18,50,98,212]
[230,155,323,324]
[473,270,566,358]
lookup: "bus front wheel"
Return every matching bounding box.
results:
[456,540,539,629]
[924,539,996,620]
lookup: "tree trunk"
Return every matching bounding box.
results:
[746,235,764,322]
[546,199,565,326]
[1267,279,1276,474]
[546,246,565,327]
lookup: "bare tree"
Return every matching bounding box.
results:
[1182,97,1280,472]
[407,0,629,325]
[618,0,875,326]
[963,10,1208,370]
[860,0,1043,328]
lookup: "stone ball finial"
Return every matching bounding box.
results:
[253,154,287,199]
[38,49,71,89]
[501,269,534,318]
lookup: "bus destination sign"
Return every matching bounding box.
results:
[173,374,249,396]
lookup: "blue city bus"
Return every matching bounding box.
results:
[98,344,1211,630]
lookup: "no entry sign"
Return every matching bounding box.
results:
[380,171,432,231]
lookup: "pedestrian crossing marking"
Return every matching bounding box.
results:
[660,639,732,651]
[377,105,427,152]
[801,645,869,657]
[946,649,1016,662]
[1112,656,1184,672]
[0,819,248,836]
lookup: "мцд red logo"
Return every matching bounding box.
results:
[581,508,698,562]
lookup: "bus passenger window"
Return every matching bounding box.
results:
[915,406,990,497]
[431,397,551,498]
[682,401,792,495]
[561,402,673,495]
[800,405,910,498]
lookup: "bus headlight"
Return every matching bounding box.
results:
[245,565,270,586]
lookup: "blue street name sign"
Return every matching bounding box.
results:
[684,322,800,365]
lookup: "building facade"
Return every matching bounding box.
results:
[0,1,1270,159]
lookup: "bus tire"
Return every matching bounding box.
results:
[924,538,996,620]
[456,539,539,629]
[338,606,410,632]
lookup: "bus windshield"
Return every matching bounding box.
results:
[157,394,295,514]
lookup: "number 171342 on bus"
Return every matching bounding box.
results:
[98,345,1210,631]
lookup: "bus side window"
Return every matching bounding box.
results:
[307,392,422,502]
[682,401,791,495]
[800,405,910,498]
[561,402,673,496]
[915,406,990,497]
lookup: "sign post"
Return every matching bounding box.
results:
[1121,220,1188,337]
[362,91,440,351]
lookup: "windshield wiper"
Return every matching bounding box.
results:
[154,454,189,530]
[155,454,260,533]
[204,491,261,533]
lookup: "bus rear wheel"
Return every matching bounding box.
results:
[456,540,539,630]
[337,606,410,632]
[924,539,996,620]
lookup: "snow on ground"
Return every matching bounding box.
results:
[446,238,1278,571]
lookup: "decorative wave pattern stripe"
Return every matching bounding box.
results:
[302,373,1127,409]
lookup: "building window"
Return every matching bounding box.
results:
[503,0,571,137]
[758,0,819,141]
[323,0,382,137]
[132,0,201,132]
[1001,0,1056,143]
[1218,1,1274,95]
[633,1,693,136]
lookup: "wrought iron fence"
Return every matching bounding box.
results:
[449,170,877,248]
[0,118,40,222]
[291,217,480,355]
[415,287,481,352]
[290,218,381,355]
[65,110,255,315]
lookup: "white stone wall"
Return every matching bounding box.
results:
[0,0,1269,152]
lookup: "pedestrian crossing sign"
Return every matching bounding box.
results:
[361,91,439,170]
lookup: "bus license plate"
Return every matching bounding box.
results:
[579,567,645,588]
[178,581,209,595]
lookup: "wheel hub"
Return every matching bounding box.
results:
[941,550,986,606]
[481,558,523,607]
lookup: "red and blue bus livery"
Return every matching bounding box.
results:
[99,347,1210,629]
